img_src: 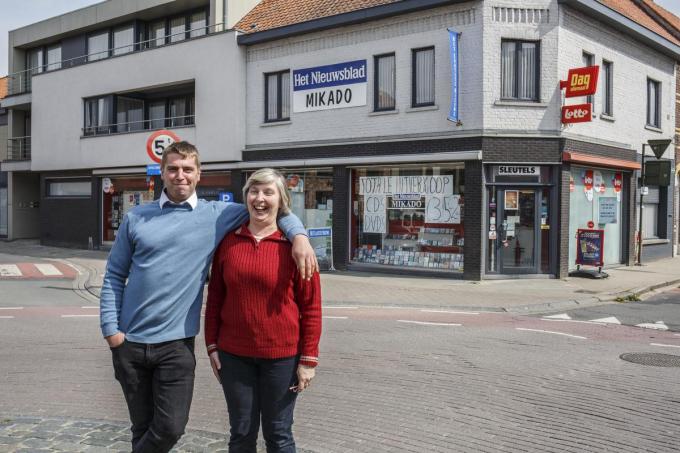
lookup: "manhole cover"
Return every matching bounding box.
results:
[620,352,680,367]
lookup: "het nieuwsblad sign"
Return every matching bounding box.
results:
[293,60,367,113]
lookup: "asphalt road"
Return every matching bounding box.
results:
[1,282,679,452]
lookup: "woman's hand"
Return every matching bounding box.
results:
[295,364,316,392]
[209,351,221,382]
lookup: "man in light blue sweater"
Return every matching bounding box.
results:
[100,141,316,453]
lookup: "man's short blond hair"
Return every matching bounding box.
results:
[161,141,201,170]
[243,168,292,215]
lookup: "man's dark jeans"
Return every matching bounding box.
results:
[111,337,196,453]
[218,351,299,453]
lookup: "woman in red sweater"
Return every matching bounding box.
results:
[204,168,322,453]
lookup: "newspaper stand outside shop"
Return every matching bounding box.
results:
[570,229,608,279]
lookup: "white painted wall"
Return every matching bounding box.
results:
[244,3,483,149]
[30,31,245,171]
[558,6,676,158]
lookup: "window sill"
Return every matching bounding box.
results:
[406,105,438,113]
[642,238,669,246]
[494,100,548,108]
[599,114,615,122]
[644,125,663,133]
[261,120,291,127]
[369,109,399,117]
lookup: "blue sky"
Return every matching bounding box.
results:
[1,0,680,76]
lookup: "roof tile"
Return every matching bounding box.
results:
[0,76,8,100]
[599,0,680,45]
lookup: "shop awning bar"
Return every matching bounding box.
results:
[562,151,640,170]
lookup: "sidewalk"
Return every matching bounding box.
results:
[2,239,679,312]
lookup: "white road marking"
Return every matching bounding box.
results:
[325,306,359,310]
[589,317,621,325]
[0,264,22,277]
[323,316,348,319]
[516,328,587,340]
[420,310,480,315]
[63,262,83,275]
[635,321,668,331]
[81,306,99,309]
[34,263,62,276]
[542,318,602,326]
[0,307,23,310]
[397,320,462,327]
[0,316,15,319]
[650,343,680,349]
[544,313,572,320]
[61,314,99,318]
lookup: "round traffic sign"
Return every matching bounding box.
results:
[146,130,181,163]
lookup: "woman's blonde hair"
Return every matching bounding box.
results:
[242,168,292,215]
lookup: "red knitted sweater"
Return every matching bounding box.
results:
[204,224,322,367]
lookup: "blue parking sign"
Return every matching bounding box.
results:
[219,192,234,202]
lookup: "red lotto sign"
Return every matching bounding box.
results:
[561,104,592,124]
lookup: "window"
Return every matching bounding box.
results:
[642,186,660,239]
[88,31,110,61]
[582,52,594,107]
[169,16,187,43]
[46,44,61,71]
[113,24,135,56]
[602,60,613,116]
[148,100,167,129]
[116,97,144,132]
[169,95,195,127]
[265,71,290,122]
[374,54,396,111]
[84,96,113,135]
[501,40,539,101]
[189,11,207,38]
[647,78,661,128]
[412,47,435,107]
[46,179,92,197]
[149,20,167,48]
[27,48,43,74]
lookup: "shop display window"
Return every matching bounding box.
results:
[102,176,155,243]
[351,165,464,271]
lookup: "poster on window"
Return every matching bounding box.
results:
[504,190,518,210]
[583,170,594,201]
[598,197,617,224]
[425,195,461,224]
[362,195,386,234]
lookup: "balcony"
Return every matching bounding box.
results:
[5,22,222,97]
[83,115,195,137]
[6,137,31,161]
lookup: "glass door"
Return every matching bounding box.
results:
[497,188,539,274]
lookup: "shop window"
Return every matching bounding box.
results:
[412,47,435,107]
[46,179,92,197]
[265,70,290,122]
[351,165,465,272]
[641,186,661,239]
[582,52,594,107]
[113,24,135,56]
[501,40,539,101]
[646,78,661,128]
[602,60,613,116]
[87,31,110,61]
[374,53,396,111]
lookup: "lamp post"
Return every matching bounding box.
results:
[636,138,672,265]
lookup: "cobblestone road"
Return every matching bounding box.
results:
[1,307,679,452]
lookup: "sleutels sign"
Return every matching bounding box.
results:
[561,103,592,124]
[560,65,599,97]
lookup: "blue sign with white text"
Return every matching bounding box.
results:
[146,164,161,176]
[308,227,332,238]
[447,29,460,122]
[293,60,367,91]
[218,192,234,202]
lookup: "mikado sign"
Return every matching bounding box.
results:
[293,60,367,113]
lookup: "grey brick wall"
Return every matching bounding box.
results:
[482,137,561,163]
[463,160,483,280]
[558,164,571,278]
[332,166,350,271]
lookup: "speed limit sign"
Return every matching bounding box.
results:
[146,130,181,163]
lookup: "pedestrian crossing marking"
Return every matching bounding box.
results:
[544,313,572,320]
[0,265,22,277]
[34,263,62,276]
[590,317,621,325]
[635,321,668,331]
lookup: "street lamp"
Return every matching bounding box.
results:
[636,138,672,265]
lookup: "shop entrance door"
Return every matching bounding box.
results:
[496,188,540,274]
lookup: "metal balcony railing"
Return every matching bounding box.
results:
[6,136,31,161]
[6,22,224,96]
[82,115,195,136]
